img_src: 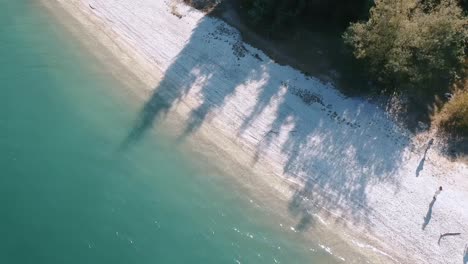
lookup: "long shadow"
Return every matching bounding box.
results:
[123,17,270,147]
[464,244,468,264]
[416,138,434,177]
[415,158,425,177]
[288,180,316,231]
[416,160,426,177]
[422,198,436,230]
[275,87,409,229]
[124,9,409,231]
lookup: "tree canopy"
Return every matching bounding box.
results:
[343,0,467,94]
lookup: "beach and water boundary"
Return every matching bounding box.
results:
[0,0,368,263]
[36,0,372,262]
[38,0,386,262]
[38,1,468,263]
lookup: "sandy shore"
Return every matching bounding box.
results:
[43,0,468,263]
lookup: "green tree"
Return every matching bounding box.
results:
[344,0,467,94]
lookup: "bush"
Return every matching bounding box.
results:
[343,0,467,95]
[438,89,468,136]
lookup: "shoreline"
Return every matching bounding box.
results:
[39,1,367,262]
[42,0,468,263]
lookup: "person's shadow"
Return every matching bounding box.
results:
[464,244,468,264]
[422,197,436,230]
[416,138,434,177]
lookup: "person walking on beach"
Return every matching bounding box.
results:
[433,186,442,200]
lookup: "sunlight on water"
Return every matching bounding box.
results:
[0,1,351,263]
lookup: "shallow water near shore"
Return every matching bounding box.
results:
[0,1,351,263]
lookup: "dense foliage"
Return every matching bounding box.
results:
[343,0,467,95]
[242,0,372,30]
[240,0,467,138]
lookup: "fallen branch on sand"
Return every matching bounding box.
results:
[438,232,461,245]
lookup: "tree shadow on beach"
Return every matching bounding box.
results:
[123,13,409,231]
[121,17,272,147]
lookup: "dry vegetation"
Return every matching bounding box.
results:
[436,87,468,137]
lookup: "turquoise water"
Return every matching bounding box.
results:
[0,1,340,263]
